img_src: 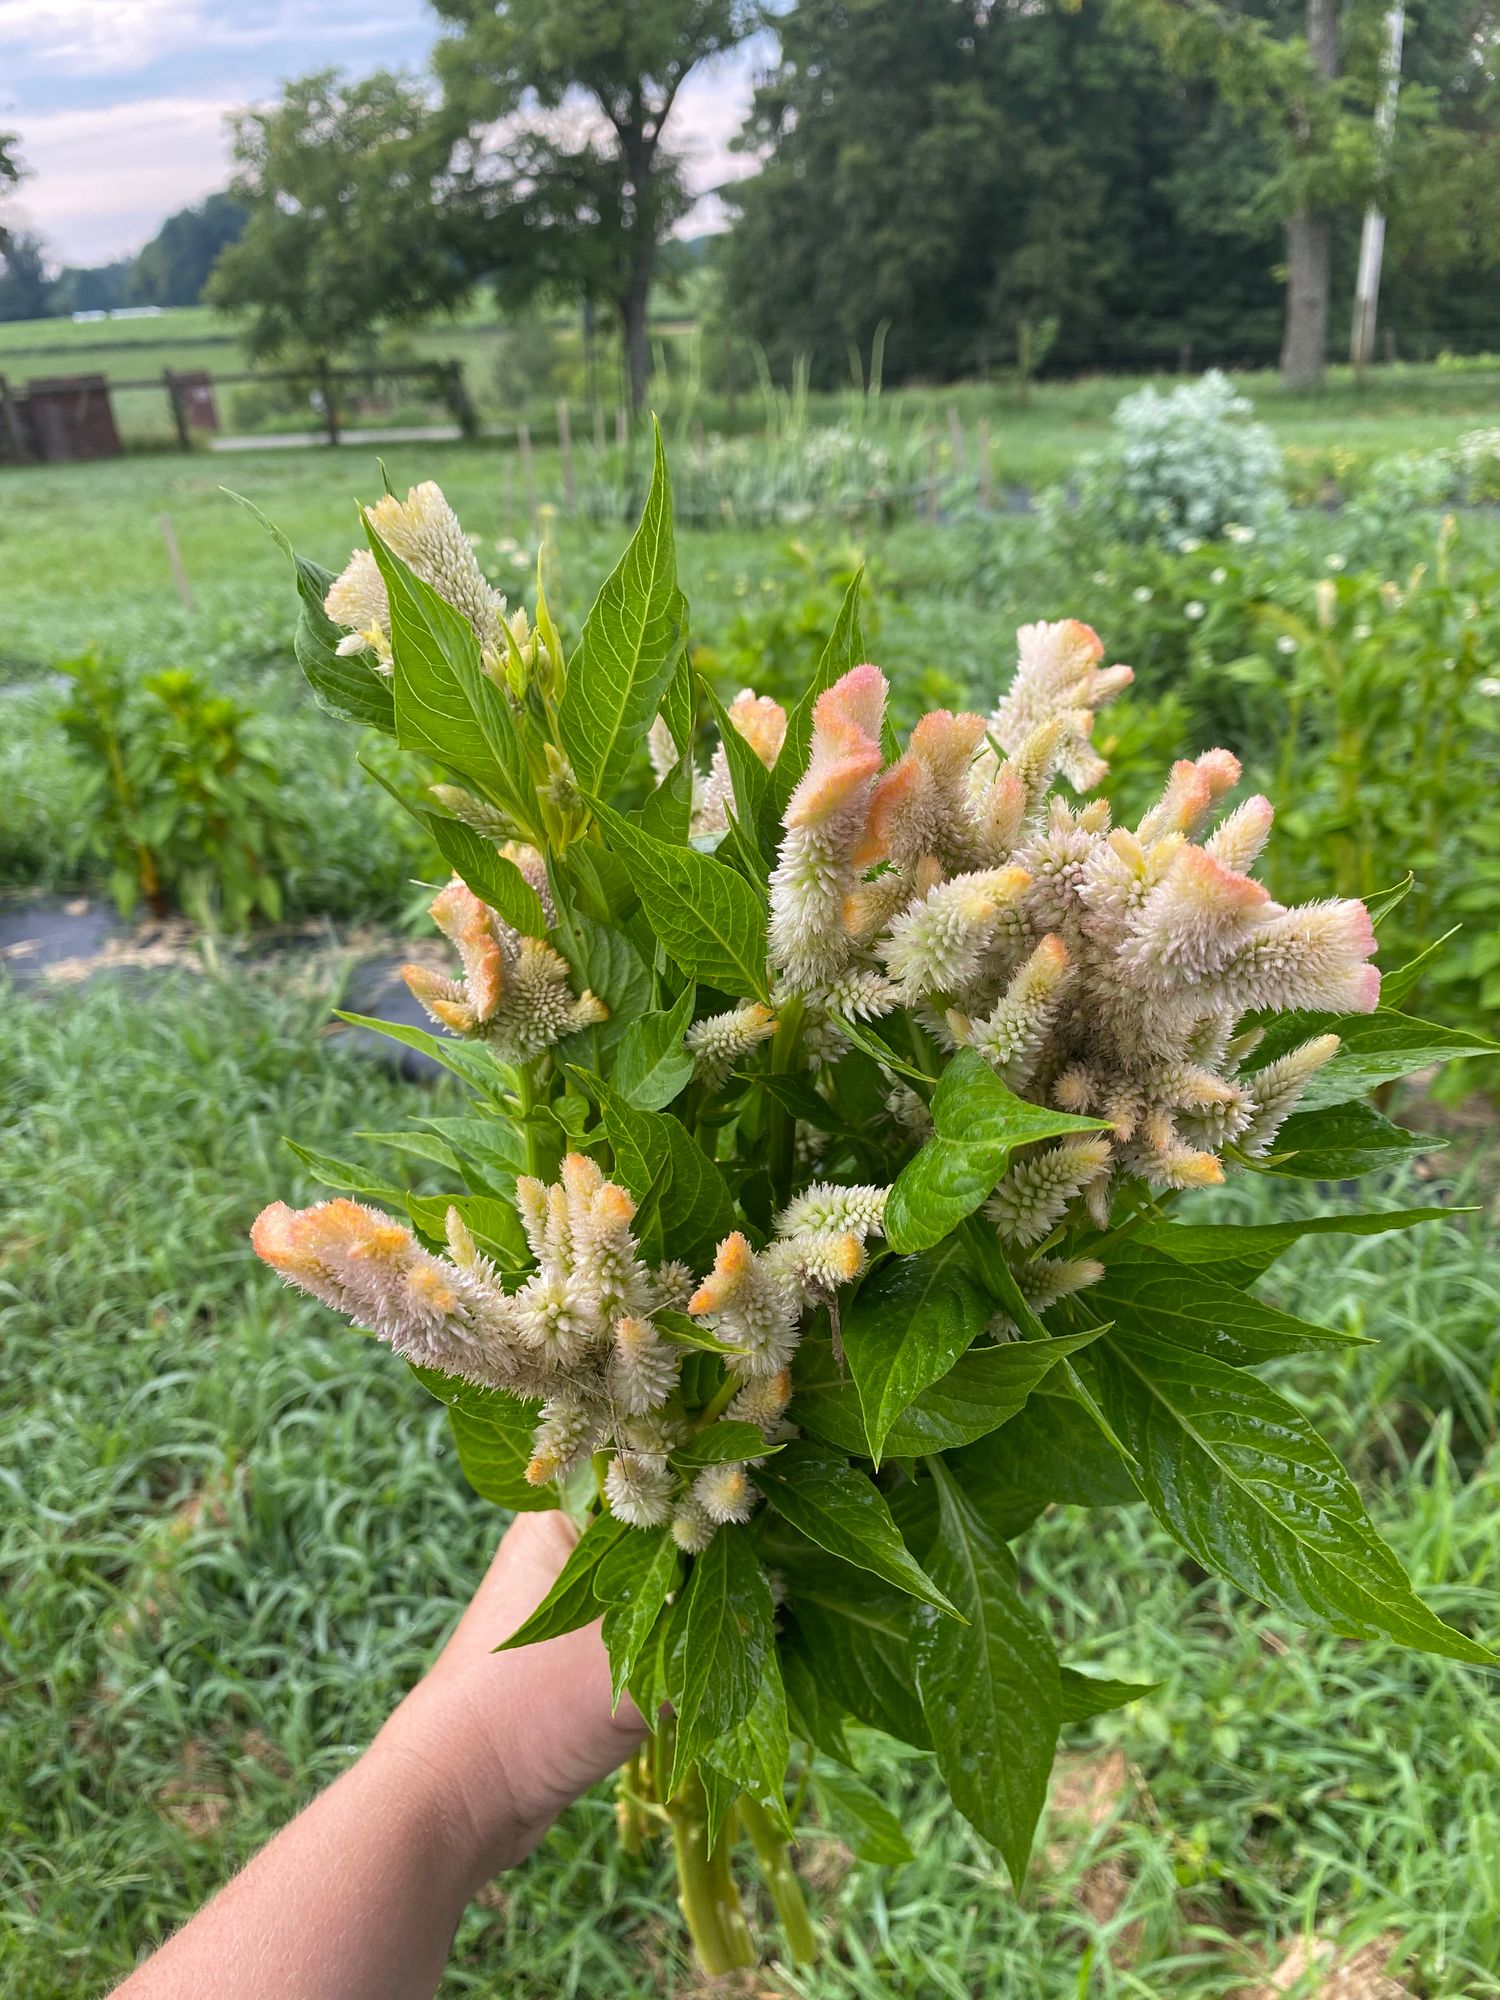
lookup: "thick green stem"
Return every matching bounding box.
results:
[740,1795,818,1966]
[766,997,805,1211]
[514,1061,539,1176]
[665,1767,755,1974]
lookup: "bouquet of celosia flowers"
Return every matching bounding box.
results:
[247,437,1495,1973]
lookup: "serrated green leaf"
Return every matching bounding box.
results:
[885,1051,1110,1252]
[1095,1328,1495,1664]
[950,1385,1141,1510]
[811,1768,915,1864]
[423,814,547,936]
[559,423,687,802]
[670,1422,781,1470]
[668,1529,775,1793]
[589,1073,739,1273]
[332,1009,507,1098]
[550,903,652,1064]
[792,1325,1103,1455]
[366,525,535,830]
[1057,1668,1158,1726]
[1247,1007,1499,1110]
[612,986,696,1109]
[751,1440,958,1615]
[771,568,865,817]
[782,1575,930,1749]
[1127,1207,1458,1284]
[841,1245,991,1462]
[410,1367,554,1511]
[592,799,769,1001]
[781,1645,852,1765]
[1089,1260,1366,1367]
[296,555,397,732]
[637,748,696,845]
[496,1511,629,1652]
[595,1529,680,1710]
[704,1657,793,1835]
[912,1462,1061,1886]
[1261,1100,1442,1179]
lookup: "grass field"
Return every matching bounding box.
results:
[5,368,1500,1996]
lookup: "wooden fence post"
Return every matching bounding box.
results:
[556,398,576,508]
[163,370,191,452]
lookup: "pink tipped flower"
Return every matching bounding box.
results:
[1205,794,1275,872]
[727,689,788,768]
[1122,846,1272,988]
[1139,750,1242,842]
[1226,900,1380,1015]
[859,708,987,868]
[784,665,886,830]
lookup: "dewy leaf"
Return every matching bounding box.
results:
[704,1656,793,1835]
[1089,1261,1368,1367]
[1246,1006,1500,1111]
[1057,1668,1158,1726]
[1261,1100,1442,1179]
[792,1324,1103,1455]
[595,1529,680,1710]
[611,986,696,1110]
[812,1769,916,1865]
[952,1385,1141,1510]
[591,1075,739,1274]
[423,814,548,937]
[885,1051,1110,1253]
[559,422,687,802]
[912,1462,1061,1888]
[408,1367,555,1512]
[750,1440,959,1615]
[670,1422,781,1470]
[497,1510,629,1651]
[1094,1328,1496,1664]
[592,799,770,1001]
[366,525,536,831]
[771,567,865,818]
[781,1569,931,1750]
[841,1246,992,1463]
[1128,1208,1457,1286]
[668,1528,774,1793]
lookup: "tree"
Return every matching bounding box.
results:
[430,0,756,411]
[209,69,468,361]
[0,132,24,257]
[0,232,53,323]
[130,192,249,307]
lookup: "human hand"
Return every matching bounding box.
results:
[380,1511,647,1889]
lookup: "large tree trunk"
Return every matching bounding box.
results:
[620,276,651,417]
[1280,0,1340,390]
[1280,209,1332,388]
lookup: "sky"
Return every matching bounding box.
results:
[0,0,769,267]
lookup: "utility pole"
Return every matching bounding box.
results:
[1350,1,1405,372]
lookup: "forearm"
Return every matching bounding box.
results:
[110,1691,498,2000]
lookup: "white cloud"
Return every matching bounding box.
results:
[12,96,235,263]
[0,1,201,75]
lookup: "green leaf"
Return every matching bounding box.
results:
[366,525,536,830]
[405,1191,530,1272]
[771,568,865,818]
[668,1529,775,1793]
[1261,1100,1442,1179]
[592,799,770,1001]
[885,1051,1110,1252]
[595,1529,680,1710]
[653,1308,741,1355]
[1057,1668,1158,1726]
[702,678,775,859]
[332,1009,507,1099]
[612,986,695,1110]
[496,1511,629,1652]
[1128,1207,1459,1285]
[408,1367,555,1511]
[1089,1260,1367,1367]
[637,748,696,844]
[792,1325,1103,1455]
[751,1440,958,1615]
[1247,1007,1500,1111]
[282,1139,401,1203]
[841,1245,991,1463]
[590,1074,739,1273]
[559,423,687,802]
[1379,928,1462,1011]
[782,1574,930,1749]
[812,1769,915,1865]
[781,1645,852,1765]
[950,1385,1140,1510]
[912,1462,1061,1887]
[424,814,547,937]
[670,1422,781,1470]
[704,1656,793,1835]
[1094,1329,1496,1664]
[549,898,653,1063]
